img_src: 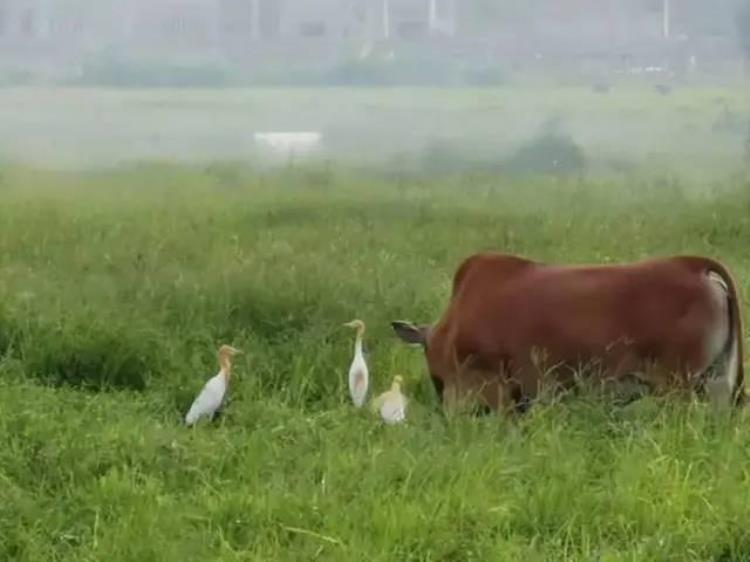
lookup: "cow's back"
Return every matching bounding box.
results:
[428,253,727,389]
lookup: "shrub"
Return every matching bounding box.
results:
[504,118,586,177]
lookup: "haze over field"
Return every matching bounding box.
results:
[0,0,746,178]
[0,85,747,182]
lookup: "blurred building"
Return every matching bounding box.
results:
[0,0,742,74]
[0,0,456,44]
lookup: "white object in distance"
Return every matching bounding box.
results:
[253,131,322,157]
[184,344,242,427]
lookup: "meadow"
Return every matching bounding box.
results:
[0,84,747,181]
[1,160,750,561]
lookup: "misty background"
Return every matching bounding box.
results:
[0,0,748,180]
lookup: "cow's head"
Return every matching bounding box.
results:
[391,320,444,402]
[391,320,430,348]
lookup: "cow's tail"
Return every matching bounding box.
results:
[704,260,745,407]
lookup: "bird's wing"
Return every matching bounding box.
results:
[380,393,406,423]
[349,353,367,371]
[185,375,225,425]
[353,371,367,392]
[349,359,369,386]
[349,370,369,407]
[348,353,368,378]
[348,355,369,398]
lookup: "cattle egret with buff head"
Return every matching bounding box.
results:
[344,319,369,408]
[184,345,242,427]
[371,375,407,424]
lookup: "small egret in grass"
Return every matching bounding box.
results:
[344,319,369,408]
[371,375,407,425]
[184,344,242,427]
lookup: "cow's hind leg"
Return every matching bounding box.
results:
[702,271,739,408]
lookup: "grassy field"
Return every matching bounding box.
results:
[2,163,750,561]
[0,85,747,181]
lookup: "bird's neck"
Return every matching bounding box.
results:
[354,334,364,356]
[219,357,232,380]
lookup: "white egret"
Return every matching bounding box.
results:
[184,344,242,427]
[371,375,407,424]
[344,319,369,408]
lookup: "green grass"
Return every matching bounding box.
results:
[2,164,750,560]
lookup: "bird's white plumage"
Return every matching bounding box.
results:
[372,376,407,424]
[348,343,369,408]
[185,371,228,426]
[345,320,369,408]
[184,344,241,427]
[378,392,406,424]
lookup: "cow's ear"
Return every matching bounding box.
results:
[391,320,427,346]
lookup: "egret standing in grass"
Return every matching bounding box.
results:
[184,344,242,427]
[371,375,407,424]
[344,319,369,408]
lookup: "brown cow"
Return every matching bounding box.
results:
[392,252,745,415]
